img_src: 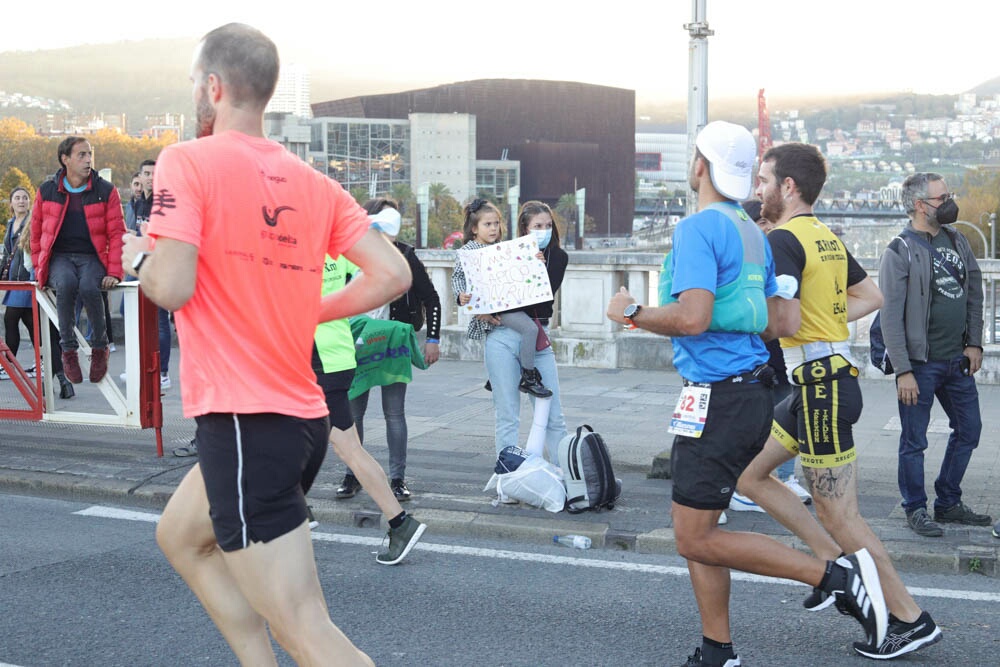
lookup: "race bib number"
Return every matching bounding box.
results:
[668,384,712,438]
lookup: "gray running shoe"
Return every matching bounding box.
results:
[172,438,198,458]
[906,508,944,537]
[376,515,426,565]
[934,502,991,526]
[993,520,999,539]
[853,610,942,659]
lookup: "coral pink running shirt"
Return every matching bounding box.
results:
[147,131,368,418]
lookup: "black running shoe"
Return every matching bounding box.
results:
[833,549,888,648]
[390,478,411,501]
[335,474,360,499]
[306,505,319,530]
[934,502,991,526]
[803,587,835,612]
[680,647,741,667]
[853,610,942,659]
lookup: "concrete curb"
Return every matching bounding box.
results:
[3,470,997,577]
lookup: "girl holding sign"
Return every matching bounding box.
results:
[453,200,569,465]
[452,199,551,397]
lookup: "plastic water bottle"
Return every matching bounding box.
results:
[553,534,591,549]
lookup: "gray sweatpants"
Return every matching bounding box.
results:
[498,311,537,370]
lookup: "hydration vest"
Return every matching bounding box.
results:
[658,202,768,334]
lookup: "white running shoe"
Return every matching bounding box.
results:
[160,374,171,389]
[728,491,765,512]
[784,474,813,505]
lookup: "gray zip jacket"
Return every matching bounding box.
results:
[877,223,984,376]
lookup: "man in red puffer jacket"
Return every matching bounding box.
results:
[30,136,125,384]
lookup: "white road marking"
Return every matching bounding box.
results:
[74,505,1000,603]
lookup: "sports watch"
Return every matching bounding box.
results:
[623,303,641,329]
[131,251,150,274]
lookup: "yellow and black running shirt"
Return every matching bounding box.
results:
[768,215,867,348]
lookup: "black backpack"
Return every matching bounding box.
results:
[869,313,893,375]
[557,425,621,513]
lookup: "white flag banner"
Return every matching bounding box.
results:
[457,235,553,315]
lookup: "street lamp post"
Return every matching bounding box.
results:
[981,211,997,260]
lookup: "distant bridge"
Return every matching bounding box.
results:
[634,198,908,220]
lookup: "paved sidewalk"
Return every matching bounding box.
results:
[1,350,997,577]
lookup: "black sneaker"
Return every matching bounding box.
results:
[803,587,835,612]
[335,474,360,499]
[376,515,426,565]
[391,478,411,501]
[680,647,741,667]
[934,502,992,526]
[833,549,888,648]
[306,505,319,530]
[518,367,552,398]
[906,507,944,537]
[853,610,942,659]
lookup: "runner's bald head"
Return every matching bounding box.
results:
[196,23,279,111]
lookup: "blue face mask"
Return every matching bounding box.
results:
[531,228,552,250]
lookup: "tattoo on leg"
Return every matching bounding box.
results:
[804,465,853,500]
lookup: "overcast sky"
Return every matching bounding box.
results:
[7,1,999,102]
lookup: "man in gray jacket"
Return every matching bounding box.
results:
[879,172,991,537]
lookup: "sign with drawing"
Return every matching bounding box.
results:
[457,235,553,314]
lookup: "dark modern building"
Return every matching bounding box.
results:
[313,79,636,236]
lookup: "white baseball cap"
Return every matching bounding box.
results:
[369,207,402,236]
[695,121,757,201]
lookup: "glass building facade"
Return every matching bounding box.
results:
[310,118,410,194]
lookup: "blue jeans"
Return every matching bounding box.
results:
[484,325,567,459]
[159,307,172,375]
[350,382,408,480]
[49,253,108,351]
[897,355,982,514]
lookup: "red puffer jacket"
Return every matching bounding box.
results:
[30,169,126,286]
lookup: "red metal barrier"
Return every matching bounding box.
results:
[0,281,43,420]
[135,290,165,455]
[1,281,165,455]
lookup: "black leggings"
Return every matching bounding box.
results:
[2,306,64,375]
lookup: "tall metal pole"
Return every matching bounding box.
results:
[684,0,712,217]
[991,212,996,260]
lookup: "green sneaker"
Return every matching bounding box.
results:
[376,515,426,565]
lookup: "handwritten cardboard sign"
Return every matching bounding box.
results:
[457,235,553,314]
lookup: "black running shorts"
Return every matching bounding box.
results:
[771,354,863,469]
[196,412,330,552]
[671,381,773,510]
[317,368,356,432]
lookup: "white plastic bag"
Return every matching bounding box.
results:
[484,454,566,512]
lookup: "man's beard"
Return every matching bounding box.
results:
[760,187,785,223]
[195,92,216,139]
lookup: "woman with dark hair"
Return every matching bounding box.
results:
[338,197,442,501]
[1,186,74,397]
[455,199,569,468]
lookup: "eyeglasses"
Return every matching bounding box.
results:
[921,193,956,204]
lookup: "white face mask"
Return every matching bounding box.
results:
[531,228,552,249]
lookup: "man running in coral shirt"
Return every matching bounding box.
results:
[122,23,410,666]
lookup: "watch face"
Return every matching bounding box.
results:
[624,303,638,319]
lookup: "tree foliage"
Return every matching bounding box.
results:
[957,168,1000,258]
[0,167,35,231]
[0,122,173,199]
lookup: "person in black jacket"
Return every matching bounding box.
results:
[1,187,74,398]
[338,197,442,501]
[479,200,569,463]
